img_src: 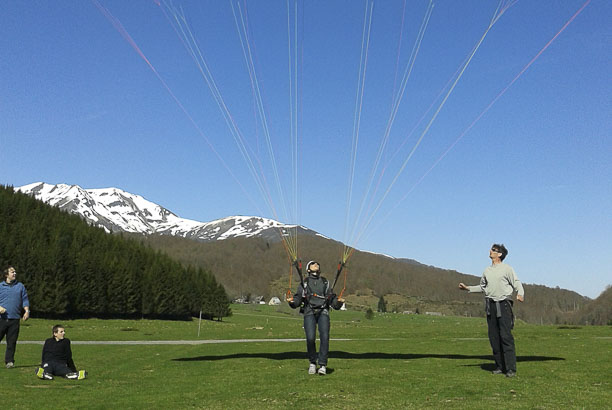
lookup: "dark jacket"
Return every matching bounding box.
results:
[289,274,343,315]
[42,337,77,372]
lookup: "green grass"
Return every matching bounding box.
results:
[1,304,610,409]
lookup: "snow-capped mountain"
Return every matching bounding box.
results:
[16,182,314,243]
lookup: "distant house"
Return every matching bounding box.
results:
[425,311,442,316]
[268,297,281,306]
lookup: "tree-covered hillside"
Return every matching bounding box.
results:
[570,285,612,325]
[0,185,229,320]
[6,184,606,325]
[136,231,597,325]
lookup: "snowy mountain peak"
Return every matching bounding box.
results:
[16,182,314,243]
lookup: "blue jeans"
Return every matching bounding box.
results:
[304,311,330,366]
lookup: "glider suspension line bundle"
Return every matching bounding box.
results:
[94,0,593,306]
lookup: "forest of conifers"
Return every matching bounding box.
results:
[0,185,230,320]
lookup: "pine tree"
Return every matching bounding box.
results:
[377,295,387,313]
[0,185,231,320]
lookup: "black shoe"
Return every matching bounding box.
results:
[505,370,517,378]
[492,368,504,375]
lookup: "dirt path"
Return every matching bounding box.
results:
[13,338,354,345]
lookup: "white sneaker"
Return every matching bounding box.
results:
[308,364,316,375]
[318,366,326,375]
[5,362,14,369]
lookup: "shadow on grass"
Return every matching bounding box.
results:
[9,364,41,369]
[463,362,553,372]
[173,351,565,364]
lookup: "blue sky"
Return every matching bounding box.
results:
[1,1,610,298]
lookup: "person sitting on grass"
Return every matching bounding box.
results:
[36,324,87,380]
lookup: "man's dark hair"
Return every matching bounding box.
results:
[52,324,64,336]
[3,266,14,279]
[492,244,508,261]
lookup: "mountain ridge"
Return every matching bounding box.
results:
[17,182,319,244]
[12,182,606,324]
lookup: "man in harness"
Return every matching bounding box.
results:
[288,261,344,375]
[459,244,525,378]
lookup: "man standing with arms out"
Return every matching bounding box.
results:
[0,266,30,369]
[459,244,524,378]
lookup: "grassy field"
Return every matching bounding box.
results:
[1,304,610,409]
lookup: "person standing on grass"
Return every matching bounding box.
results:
[36,324,87,380]
[459,244,524,378]
[0,266,30,369]
[288,261,344,375]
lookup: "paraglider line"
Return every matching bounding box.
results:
[366,0,592,242]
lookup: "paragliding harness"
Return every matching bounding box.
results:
[292,260,345,313]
